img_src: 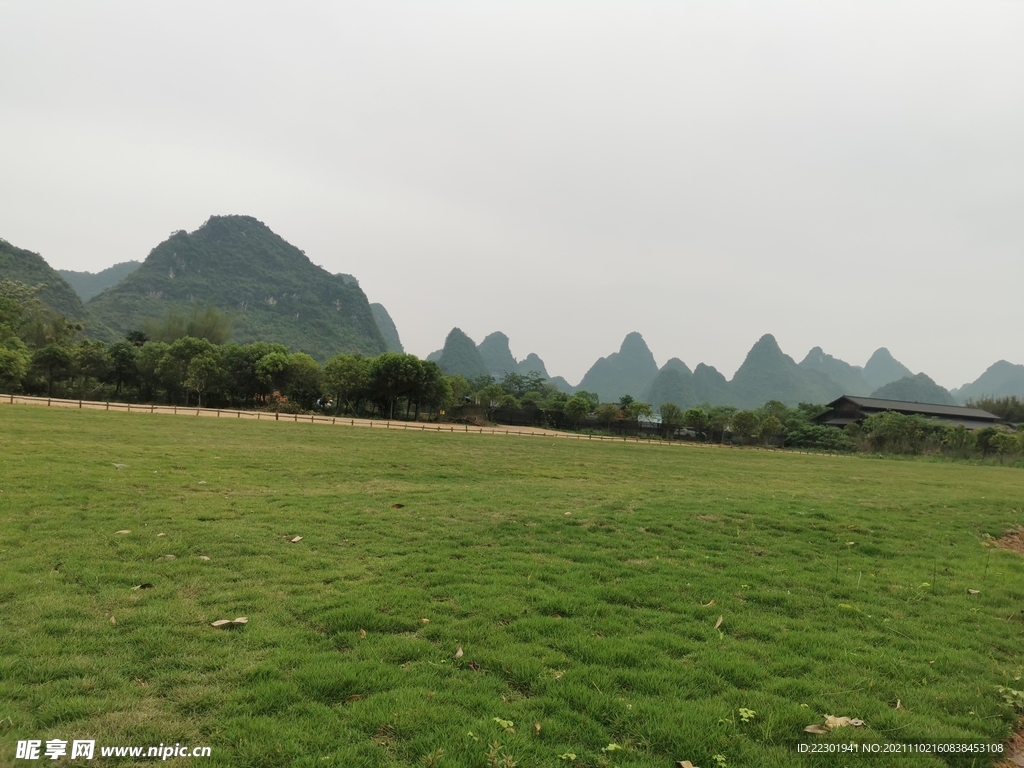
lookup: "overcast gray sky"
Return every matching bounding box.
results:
[2,1,1021,389]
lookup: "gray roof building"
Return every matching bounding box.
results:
[814,395,1002,430]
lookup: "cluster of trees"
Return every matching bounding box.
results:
[850,412,1024,460]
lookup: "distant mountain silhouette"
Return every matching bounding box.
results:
[730,334,842,408]
[799,347,870,395]
[952,360,1024,403]
[870,373,955,405]
[517,352,549,378]
[644,358,696,410]
[575,332,659,402]
[691,364,729,405]
[86,215,386,358]
[370,303,403,352]
[59,261,141,302]
[478,332,519,378]
[0,238,88,321]
[863,348,914,391]
[437,328,489,379]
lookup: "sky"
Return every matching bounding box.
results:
[1,1,1022,389]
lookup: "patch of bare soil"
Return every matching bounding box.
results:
[997,718,1024,767]
[995,528,1024,555]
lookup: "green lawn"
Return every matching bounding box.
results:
[1,406,1023,767]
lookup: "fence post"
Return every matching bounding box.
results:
[127,404,131,412]
[293,414,297,422]
[217,410,220,417]
[105,402,109,411]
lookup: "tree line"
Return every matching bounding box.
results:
[2,279,1021,463]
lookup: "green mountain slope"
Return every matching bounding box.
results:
[730,334,842,408]
[953,360,1024,403]
[437,328,489,379]
[870,373,956,405]
[370,303,403,353]
[644,358,696,410]
[863,348,914,391]
[0,238,88,320]
[86,216,386,358]
[576,332,659,402]
[59,261,141,301]
[478,332,519,377]
[799,347,870,395]
[517,353,550,378]
[692,364,730,405]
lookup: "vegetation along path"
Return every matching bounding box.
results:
[1,406,1023,767]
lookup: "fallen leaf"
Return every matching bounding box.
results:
[211,620,233,628]
[198,481,207,485]
[197,555,211,561]
[968,589,980,595]
[232,617,248,625]
[359,629,366,639]
[803,724,830,734]
[702,600,716,607]
[553,614,562,619]
[160,554,176,560]
[391,503,405,509]
[454,645,464,659]
[895,699,905,711]
[533,722,541,737]
[824,715,864,729]
[112,463,128,470]
[846,541,856,546]
[714,615,723,630]
[156,533,166,537]
[421,618,430,624]
[109,615,116,625]
[468,660,480,671]
[344,694,361,704]
[676,762,697,768]
[289,536,303,543]
[115,530,131,535]
[131,583,154,591]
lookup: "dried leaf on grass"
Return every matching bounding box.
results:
[344,694,361,704]
[454,645,464,659]
[895,699,906,711]
[805,715,865,733]
[156,533,166,537]
[159,555,176,561]
[359,629,366,639]
[677,762,698,768]
[197,555,211,561]
[289,536,303,543]
[968,589,981,595]
[131,583,154,591]
[533,722,541,737]
[211,617,248,629]
[714,615,723,630]
[391,503,405,509]
[115,530,131,535]
[109,616,116,625]
[702,600,716,607]
[421,618,430,624]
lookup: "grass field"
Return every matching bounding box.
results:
[2,406,1023,768]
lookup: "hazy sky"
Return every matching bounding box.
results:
[2,1,1022,389]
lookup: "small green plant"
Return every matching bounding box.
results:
[602,743,622,753]
[996,686,1024,711]
[423,749,444,767]
[557,754,577,762]
[493,717,515,732]
[738,708,756,724]
[713,755,728,767]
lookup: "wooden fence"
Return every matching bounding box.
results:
[0,393,848,456]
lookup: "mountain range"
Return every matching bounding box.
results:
[430,325,1024,409]
[3,215,1022,407]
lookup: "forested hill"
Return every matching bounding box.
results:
[86,215,387,359]
[370,303,403,353]
[0,238,88,321]
[59,261,141,301]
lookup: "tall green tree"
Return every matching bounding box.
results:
[323,353,369,415]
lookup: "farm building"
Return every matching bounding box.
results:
[813,396,1002,430]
